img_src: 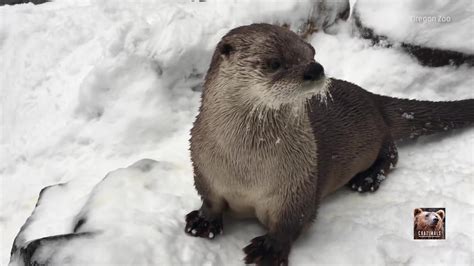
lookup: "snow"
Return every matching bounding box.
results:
[402,112,415,120]
[1,0,473,265]
[10,159,200,265]
[355,0,474,53]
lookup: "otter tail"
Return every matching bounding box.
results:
[373,95,474,141]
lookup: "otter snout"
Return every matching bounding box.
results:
[303,62,325,81]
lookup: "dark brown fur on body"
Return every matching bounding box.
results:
[374,95,474,140]
[185,23,474,265]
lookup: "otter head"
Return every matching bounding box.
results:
[205,23,328,109]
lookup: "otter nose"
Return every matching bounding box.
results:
[303,62,324,81]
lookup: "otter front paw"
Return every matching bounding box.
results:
[184,210,223,239]
[243,235,290,266]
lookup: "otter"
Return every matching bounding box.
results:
[185,23,474,265]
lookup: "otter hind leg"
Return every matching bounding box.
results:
[347,139,398,193]
[243,234,291,266]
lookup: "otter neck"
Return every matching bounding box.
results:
[201,83,308,148]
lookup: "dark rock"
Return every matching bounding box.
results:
[0,0,49,6]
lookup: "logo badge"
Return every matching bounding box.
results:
[414,208,445,240]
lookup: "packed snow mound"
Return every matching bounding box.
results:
[354,0,474,53]
[9,159,200,266]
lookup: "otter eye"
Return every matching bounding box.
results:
[268,59,281,71]
[220,43,233,56]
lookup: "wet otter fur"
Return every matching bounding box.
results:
[184,23,474,265]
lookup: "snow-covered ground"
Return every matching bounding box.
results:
[355,0,474,53]
[1,1,473,265]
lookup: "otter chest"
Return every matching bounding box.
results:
[197,115,317,221]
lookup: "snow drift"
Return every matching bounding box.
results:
[353,0,474,67]
[10,159,201,266]
[354,0,474,54]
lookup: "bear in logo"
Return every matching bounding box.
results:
[414,208,445,239]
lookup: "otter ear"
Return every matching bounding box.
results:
[436,210,445,220]
[219,42,233,57]
[414,208,423,216]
